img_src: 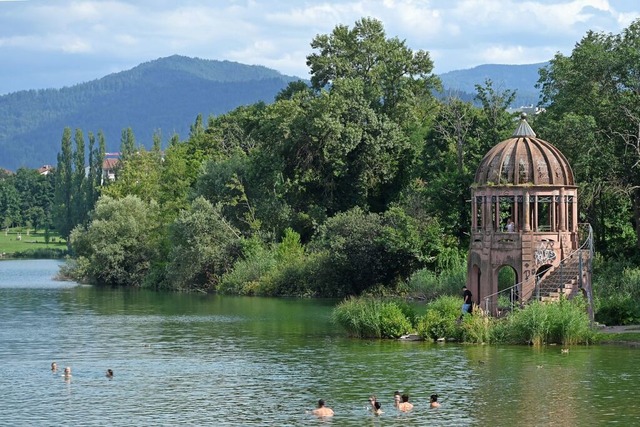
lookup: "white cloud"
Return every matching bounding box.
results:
[0,0,637,94]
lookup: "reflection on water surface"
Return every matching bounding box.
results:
[0,259,639,426]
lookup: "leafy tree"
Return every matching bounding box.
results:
[86,131,106,210]
[164,197,240,291]
[301,17,441,212]
[13,167,53,232]
[537,18,640,254]
[307,17,439,121]
[69,195,161,286]
[102,147,163,203]
[0,179,21,229]
[308,206,438,296]
[474,79,517,150]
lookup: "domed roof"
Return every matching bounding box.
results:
[474,115,575,186]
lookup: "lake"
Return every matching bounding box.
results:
[0,259,638,426]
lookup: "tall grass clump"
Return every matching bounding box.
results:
[547,296,595,345]
[415,295,463,341]
[460,311,496,344]
[503,297,594,345]
[331,297,412,338]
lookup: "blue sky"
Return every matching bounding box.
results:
[0,0,637,95]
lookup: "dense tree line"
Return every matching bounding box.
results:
[56,18,640,321]
[0,167,54,234]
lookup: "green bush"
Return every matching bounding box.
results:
[218,243,276,295]
[595,293,640,326]
[331,297,412,338]
[416,295,463,341]
[379,303,413,339]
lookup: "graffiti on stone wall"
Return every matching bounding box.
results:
[535,240,556,265]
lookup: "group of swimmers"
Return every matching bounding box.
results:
[51,361,113,379]
[312,391,440,418]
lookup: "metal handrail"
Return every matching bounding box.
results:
[482,223,593,315]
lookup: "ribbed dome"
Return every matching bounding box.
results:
[474,115,574,186]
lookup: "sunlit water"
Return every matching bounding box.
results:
[0,259,639,426]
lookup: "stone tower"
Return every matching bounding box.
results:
[467,114,583,313]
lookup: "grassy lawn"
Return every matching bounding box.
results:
[0,229,67,257]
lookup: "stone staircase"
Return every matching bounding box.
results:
[537,249,589,302]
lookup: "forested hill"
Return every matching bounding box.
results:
[0,55,301,171]
[438,62,547,107]
[0,56,546,171]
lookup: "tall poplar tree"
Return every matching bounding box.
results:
[53,127,74,240]
[72,129,87,226]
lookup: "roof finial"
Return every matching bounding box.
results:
[512,112,536,137]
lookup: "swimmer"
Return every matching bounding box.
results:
[51,362,57,372]
[106,369,113,378]
[430,394,441,408]
[398,394,413,412]
[368,395,377,411]
[393,391,401,408]
[63,366,72,379]
[373,401,383,415]
[312,399,334,417]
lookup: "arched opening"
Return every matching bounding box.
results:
[497,265,518,312]
[535,264,552,280]
[533,264,553,300]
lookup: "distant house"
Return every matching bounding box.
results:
[102,157,119,183]
[83,157,119,184]
[37,165,54,175]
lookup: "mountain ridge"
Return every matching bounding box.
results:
[0,56,546,171]
[0,56,301,170]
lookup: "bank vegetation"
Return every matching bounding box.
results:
[2,18,639,327]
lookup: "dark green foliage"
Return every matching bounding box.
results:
[10,247,67,259]
[0,167,54,234]
[593,256,640,325]
[309,207,412,296]
[164,197,241,291]
[596,294,640,326]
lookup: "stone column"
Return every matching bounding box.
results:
[485,195,493,231]
[559,188,566,231]
[523,191,530,232]
[551,193,557,232]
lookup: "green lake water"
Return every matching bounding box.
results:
[0,259,638,426]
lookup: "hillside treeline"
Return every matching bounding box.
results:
[38,18,640,322]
